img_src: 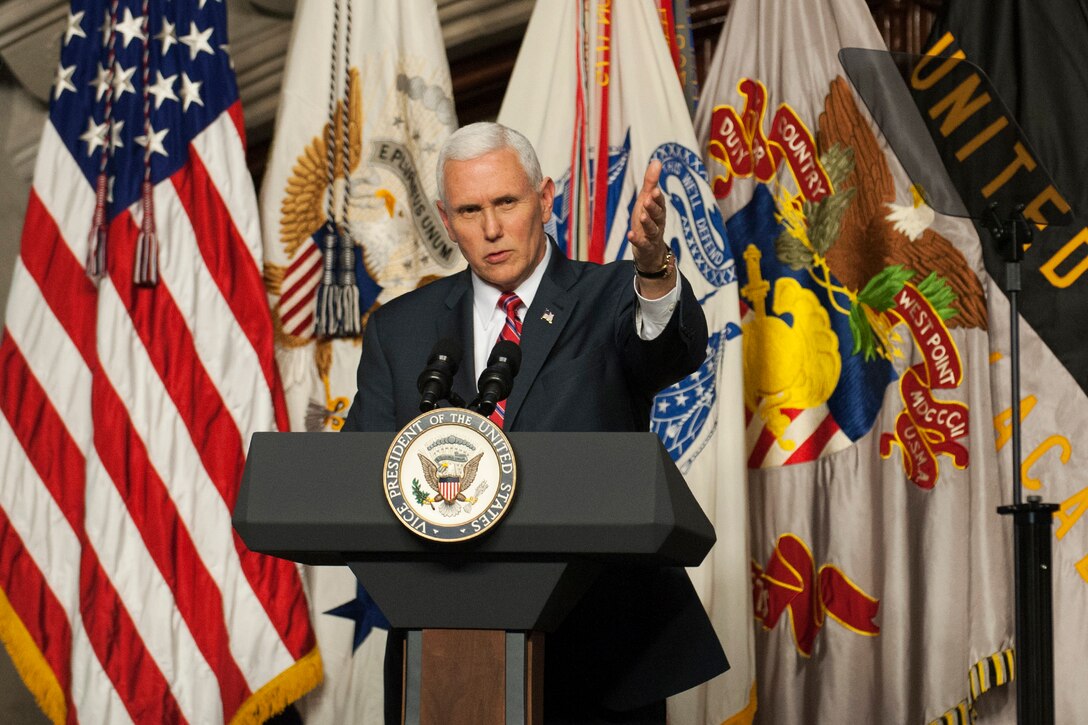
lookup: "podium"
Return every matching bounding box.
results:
[233,430,716,724]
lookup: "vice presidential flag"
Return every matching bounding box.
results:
[0,1,318,722]
[258,0,458,721]
[500,2,753,722]
[695,0,1018,721]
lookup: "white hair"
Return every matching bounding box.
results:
[436,122,544,205]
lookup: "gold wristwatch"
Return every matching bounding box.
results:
[635,249,674,279]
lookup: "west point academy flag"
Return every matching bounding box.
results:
[0,1,319,723]
[499,2,753,722]
[258,0,458,721]
[923,2,1088,721]
[694,0,1032,721]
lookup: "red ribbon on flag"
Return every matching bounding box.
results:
[706,78,831,203]
[752,533,880,656]
[589,0,613,263]
[880,284,970,488]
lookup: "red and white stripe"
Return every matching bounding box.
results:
[277,243,322,339]
[439,481,460,503]
[0,107,316,723]
[744,404,852,468]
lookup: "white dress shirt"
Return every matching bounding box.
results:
[469,243,680,378]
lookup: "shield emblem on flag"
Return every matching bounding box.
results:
[438,474,462,504]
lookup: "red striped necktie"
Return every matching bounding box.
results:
[489,292,523,427]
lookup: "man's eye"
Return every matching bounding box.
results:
[498,198,518,209]
[458,209,480,219]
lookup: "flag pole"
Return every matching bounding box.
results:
[988,202,1058,725]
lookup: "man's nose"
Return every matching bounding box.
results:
[481,207,501,240]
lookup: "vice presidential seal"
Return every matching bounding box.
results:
[384,409,517,542]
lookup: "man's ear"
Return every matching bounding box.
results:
[436,199,455,240]
[539,177,555,221]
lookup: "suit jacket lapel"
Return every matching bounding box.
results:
[503,245,579,429]
[436,270,476,406]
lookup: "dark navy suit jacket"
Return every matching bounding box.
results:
[343,243,728,719]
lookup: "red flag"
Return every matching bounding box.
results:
[0,2,318,722]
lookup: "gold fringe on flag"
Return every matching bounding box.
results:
[927,647,1015,725]
[720,681,757,725]
[229,646,323,725]
[0,586,66,725]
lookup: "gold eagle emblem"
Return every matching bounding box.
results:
[417,452,485,517]
[280,66,363,261]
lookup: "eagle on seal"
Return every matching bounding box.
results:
[418,452,484,516]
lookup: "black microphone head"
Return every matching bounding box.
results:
[470,340,522,414]
[417,337,464,411]
[488,339,522,376]
[431,337,463,367]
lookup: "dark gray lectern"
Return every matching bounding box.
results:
[233,431,716,724]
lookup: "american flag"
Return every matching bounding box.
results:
[0,1,318,722]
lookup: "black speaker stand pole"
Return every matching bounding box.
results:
[985,202,1058,725]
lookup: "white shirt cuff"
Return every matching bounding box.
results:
[633,275,680,340]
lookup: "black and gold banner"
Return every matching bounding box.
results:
[928,0,1088,391]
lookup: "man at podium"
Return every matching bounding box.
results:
[343,122,728,724]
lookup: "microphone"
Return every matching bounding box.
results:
[470,340,522,416]
[417,337,463,412]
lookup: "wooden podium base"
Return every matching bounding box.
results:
[402,629,544,725]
